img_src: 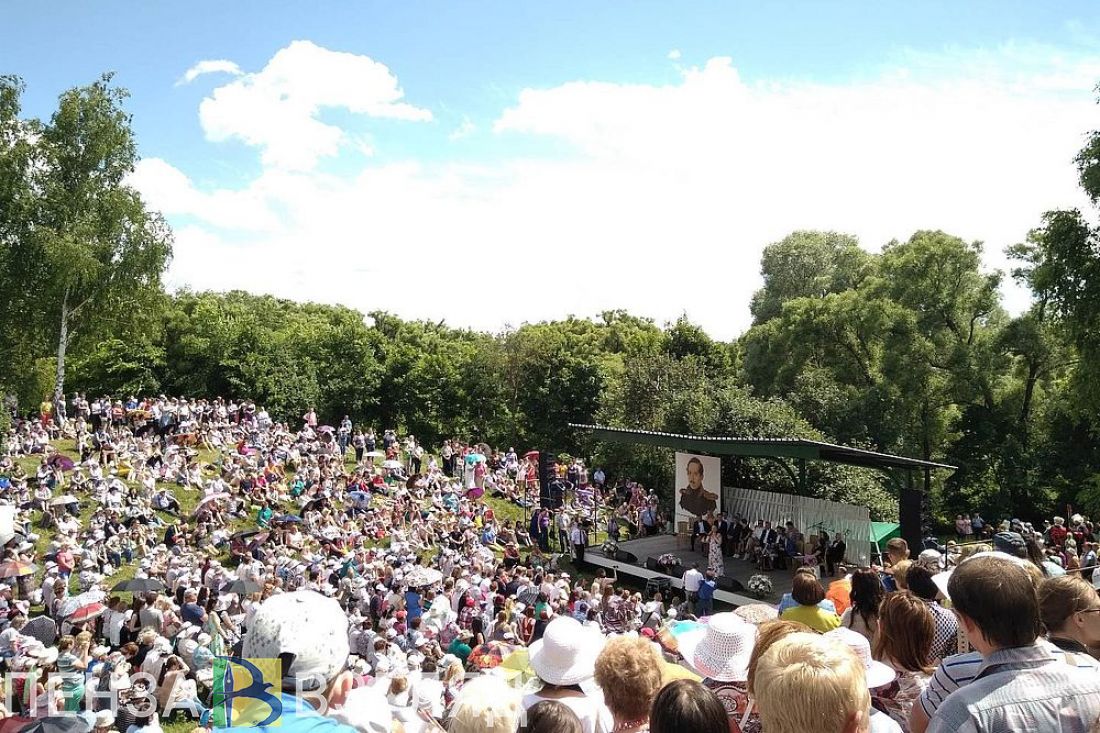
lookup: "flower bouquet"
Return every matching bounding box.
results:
[747,574,773,599]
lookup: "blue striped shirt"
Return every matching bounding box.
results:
[925,643,1100,733]
[919,639,1100,719]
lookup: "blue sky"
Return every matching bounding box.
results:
[4,2,1100,337]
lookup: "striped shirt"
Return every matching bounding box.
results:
[919,638,1100,719]
[923,642,1100,733]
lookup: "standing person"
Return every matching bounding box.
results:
[826,532,846,577]
[640,502,659,537]
[920,556,1100,732]
[302,406,317,429]
[707,523,724,578]
[682,563,703,609]
[570,520,586,565]
[557,510,572,554]
[696,570,717,618]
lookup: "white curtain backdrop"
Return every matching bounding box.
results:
[722,487,873,566]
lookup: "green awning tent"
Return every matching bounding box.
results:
[871,522,901,544]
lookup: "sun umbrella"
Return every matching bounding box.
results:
[404,567,443,587]
[67,602,107,623]
[275,514,303,523]
[22,616,57,647]
[111,577,166,594]
[318,425,335,433]
[469,641,514,670]
[48,495,79,506]
[46,454,75,472]
[348,490,370,502]
[382,460,403,470]
[193,492,230,513]
[55,591,106,619]
[516,588,540,606]
[220,578,263,596]
[363,451,384,458]
[524,451,540,461]
[19,716,92,733]
[0,561,36,579]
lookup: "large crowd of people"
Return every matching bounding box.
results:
[0,394,1098,733]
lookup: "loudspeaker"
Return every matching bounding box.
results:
[899,487,922,556]
[614,550,638,564]
[717,576,745,592]
[538,451,556,508]
[645,557,659,571]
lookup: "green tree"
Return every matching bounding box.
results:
[11,75,173,412]
[750,230,872,325]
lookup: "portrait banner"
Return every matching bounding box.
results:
[674,452,721,527]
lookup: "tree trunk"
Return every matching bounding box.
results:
[53,287,70,421]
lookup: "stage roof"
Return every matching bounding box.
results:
[568,424,956,473]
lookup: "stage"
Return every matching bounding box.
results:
[582,533,796,608]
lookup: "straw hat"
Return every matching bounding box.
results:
[528,617,605,686]
[733,603,778,626]
[823,627,896,689]
[679,612,756,682]
[95,710,116,729]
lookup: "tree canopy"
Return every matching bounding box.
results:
[5,73,1100,524]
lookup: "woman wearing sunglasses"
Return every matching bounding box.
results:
[1039,574,1100,654]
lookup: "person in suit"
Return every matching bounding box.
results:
[826,532,846,577]
[715,512,732,556]
[755,521,779,567]
[691,515,711,554]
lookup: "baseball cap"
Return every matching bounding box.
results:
[243,590,351,691]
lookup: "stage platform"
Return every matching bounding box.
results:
[582,533,796,608]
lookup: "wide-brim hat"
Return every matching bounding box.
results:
[678,612,756,682]
[528,616,605,686]
[824,627,896,689]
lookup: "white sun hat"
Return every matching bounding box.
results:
[243,590,350,691]
[527,616,605,686]
[678,612,757,682]
[824,627,896,690]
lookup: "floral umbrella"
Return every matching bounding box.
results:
[0,560,37,578]
[469,641,516,670]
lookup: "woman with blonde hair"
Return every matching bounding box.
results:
[871,591,933,728]
[593,636,664,733]
[448,675,522,733]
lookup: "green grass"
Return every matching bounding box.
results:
[8,440,246,606]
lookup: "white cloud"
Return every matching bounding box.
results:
[139,42,1100,340]
[668,49,682,60]
[177,59,243,86]
[195,40,432,170]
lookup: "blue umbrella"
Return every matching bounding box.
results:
[348,491,370,502]
[276,514,303,523]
